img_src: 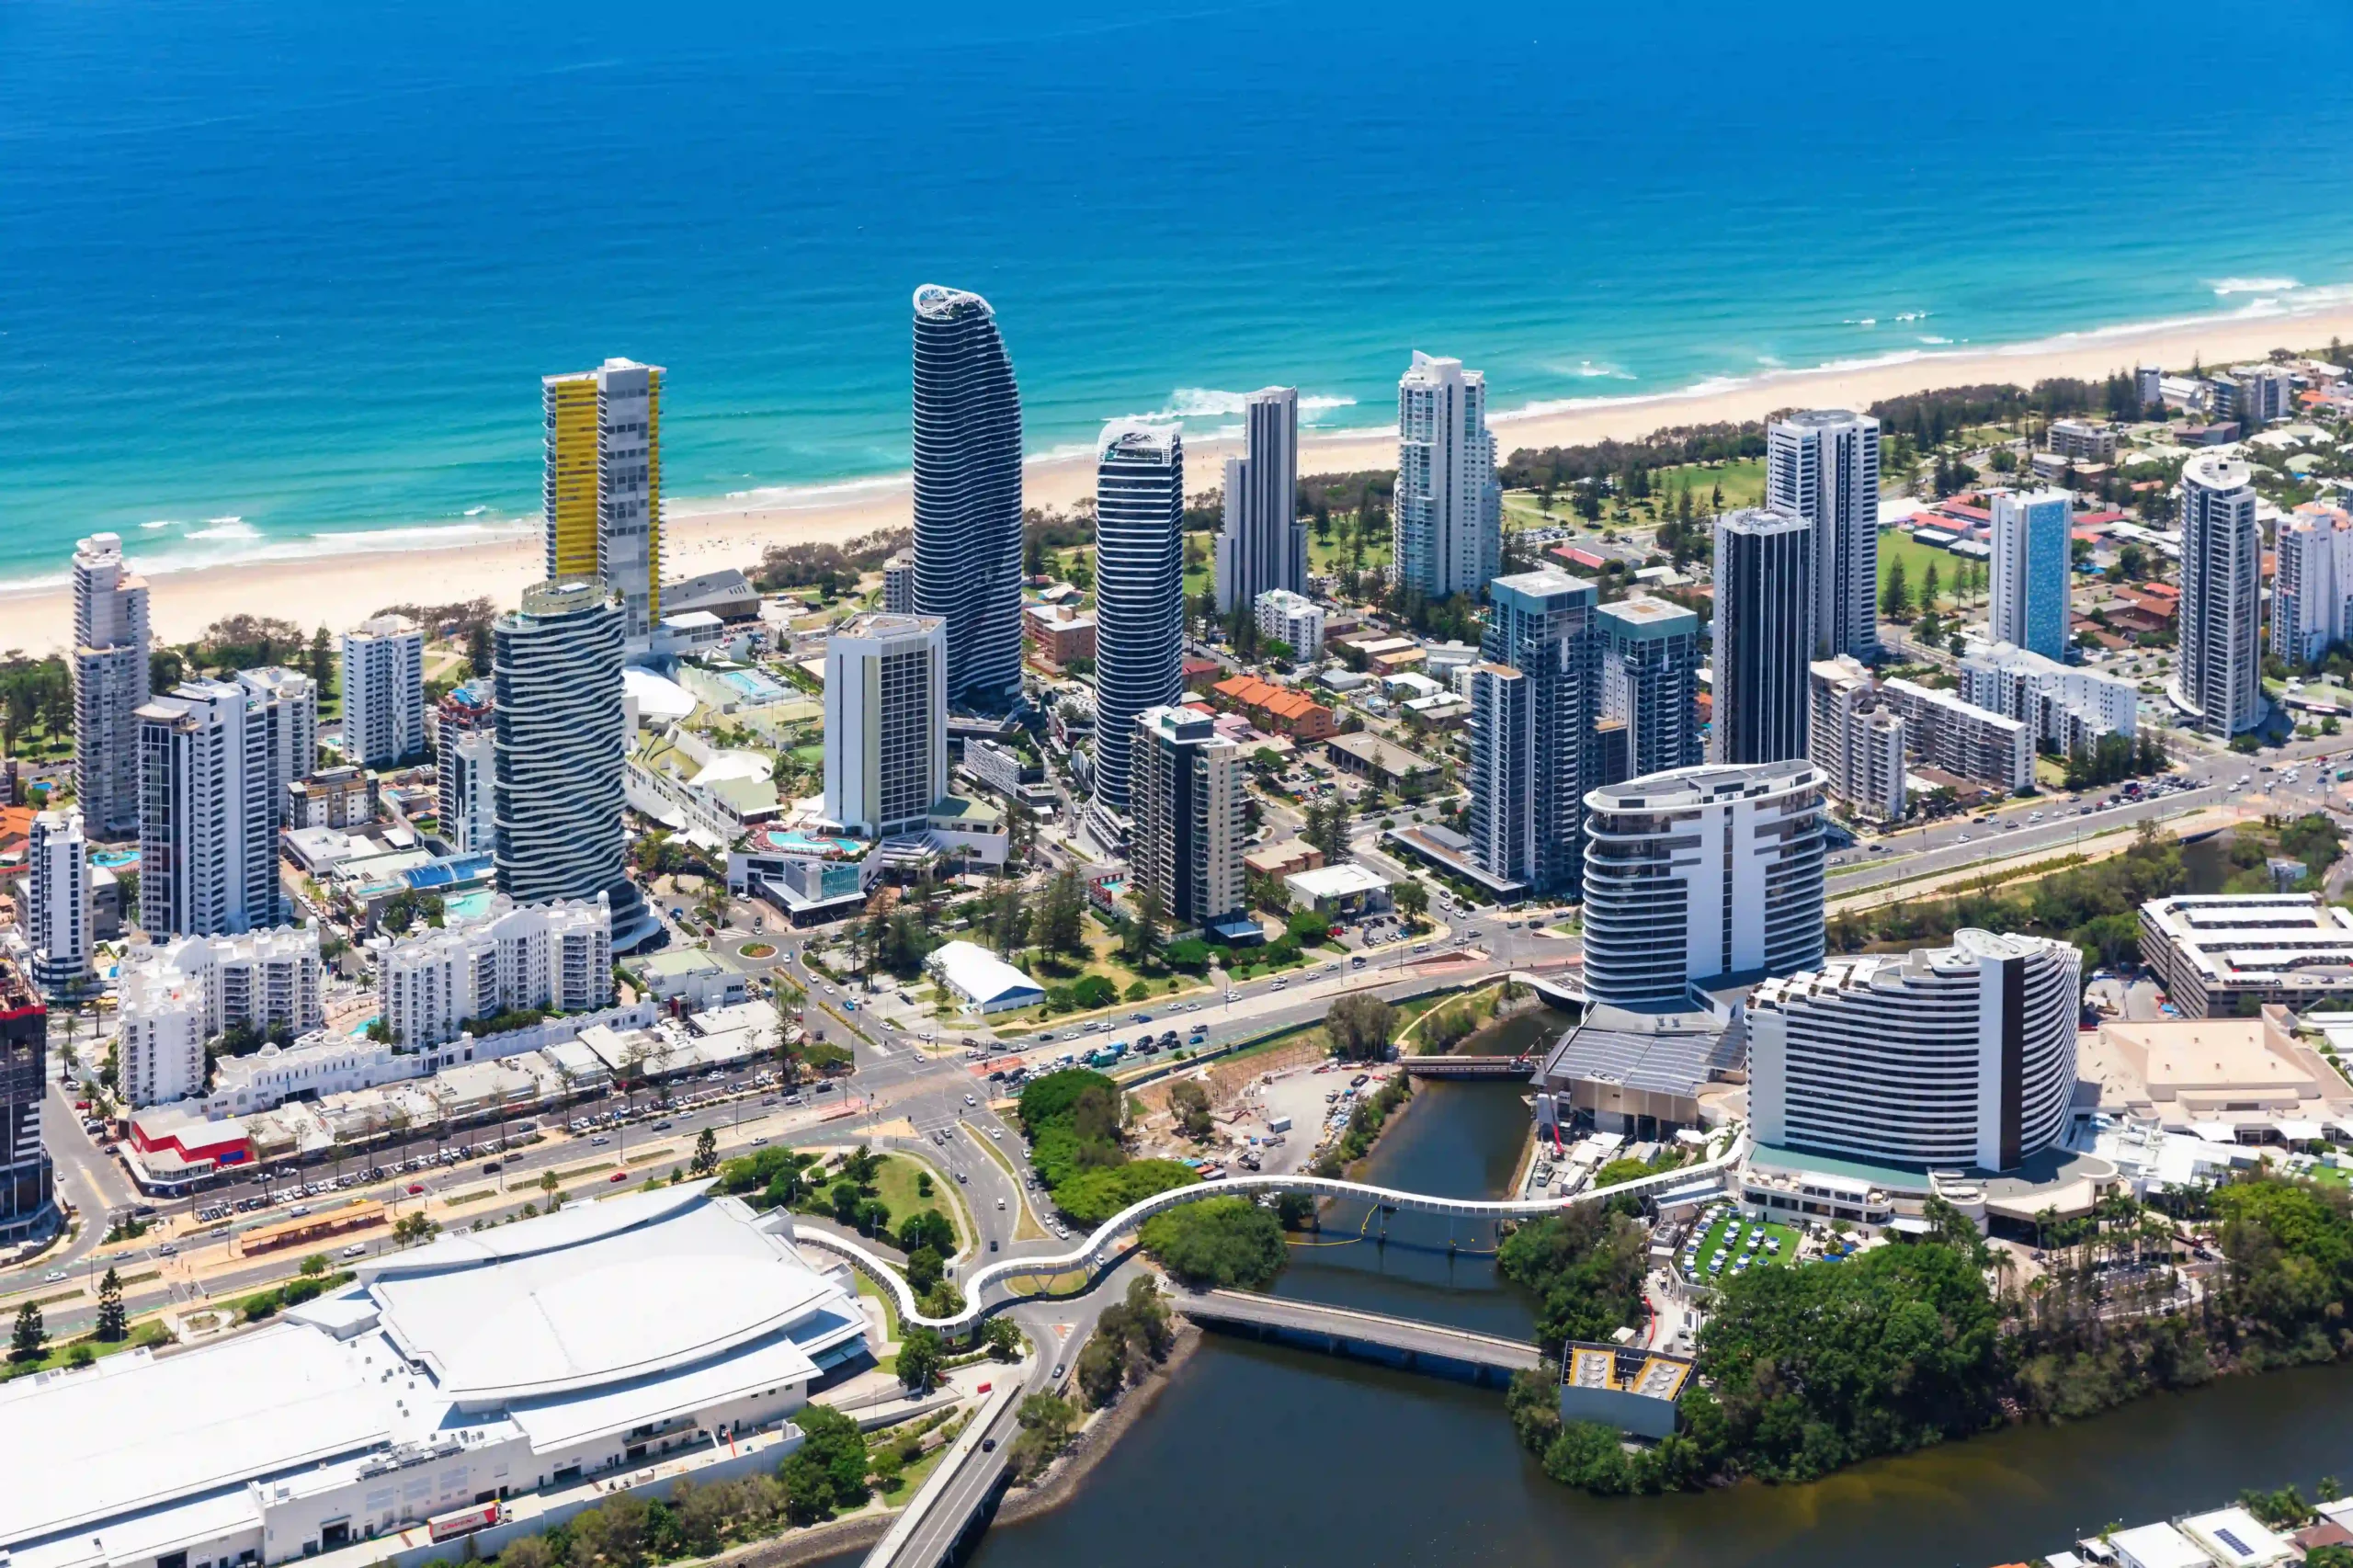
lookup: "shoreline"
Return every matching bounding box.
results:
[6,299,2352,651]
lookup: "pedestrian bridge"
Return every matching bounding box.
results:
[1398,1054,1535,1079]
[798,1131,1745,1335]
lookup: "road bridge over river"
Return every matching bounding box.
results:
[1170,1287,1543,1383]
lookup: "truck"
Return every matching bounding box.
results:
[1267,1114,1293,1135]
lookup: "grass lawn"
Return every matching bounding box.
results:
[2310,1162,2349,1189]
[880,1422,968,1505]
[1878,528,1981,611]
[1680,1213,1802,1285]
[1307,511,1391,577]
[0,1320,173,1381]
[870,1152,972,1252]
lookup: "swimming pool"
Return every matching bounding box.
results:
[91,848,140,869]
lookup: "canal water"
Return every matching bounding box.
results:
[831,1028,2353,1568]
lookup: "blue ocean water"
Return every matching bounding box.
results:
[6,0,2353,588]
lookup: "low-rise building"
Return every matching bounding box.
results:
[1324,732,1441,798]
[625,729,784,850]
[1210,675,1340,741]
[116,927,326,1107]
[372,895,613,1051]
[926,940,1046,1013]
[1807,656,1906,823]
[289,766,377,830]
[1244,838,1324,880]
[1022,603,1098,668]
[1881,676,2032,792]
[2140,893,2353,1017]
[2048,417,2118,463]
[1959,640,2140,750]
[1254,588,1325,660]
[2082,1009,2353,1141]
[1283,861,1392,918]
[0,1187,866,1568]
[629,948,750,1011]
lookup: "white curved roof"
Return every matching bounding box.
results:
[365,1185,845,1402]
[623,665,698,723]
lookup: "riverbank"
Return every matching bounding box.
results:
[997,1317,1205,1528]
[7,302,2346,649]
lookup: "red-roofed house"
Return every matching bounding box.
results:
[1551,545,1609,574]
[1211,675,1340,740]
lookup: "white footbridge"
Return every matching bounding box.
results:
[797,1131,1745,1335]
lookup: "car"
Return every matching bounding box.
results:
[341,1242,369,1258]
[407,1182,426,1195]
[964,1093,978,1107]
[982,1437,998,1452]
[652,1120,674,1131]
[592,1135,610,1146]
[1051,1363,1066,1380]
[956,1171,968,1184]
[483,1162,501,1175]
[610,1170,630,1182]
[290,1205,311,1218]
[43,1269,66,1283]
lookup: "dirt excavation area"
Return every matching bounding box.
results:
[1127,1037,1390,1177]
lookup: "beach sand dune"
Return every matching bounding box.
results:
[4,306,2346,653]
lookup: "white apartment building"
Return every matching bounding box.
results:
[1254,588,1325,660]
[1749,930,2081,1171]
[2270,503,2353,665]
[70,532,150,839]
[1881,676,2032,791]
[1394,352,1500,599]
[2170,453,2266,737]
[1959,641,2139,752]
[1767,411,1881,660]
[340,613,425,767]
[1807,657,1907,824]
[373,894,615,1050]
[136,670,313,938]
[115,926,325,1107]
[435,680,497,854]
[823,612,948,838]
[2046,418,2118,463]
[27,807,92,997]
[117,963,206,1108]
[1580,762,1827,1009]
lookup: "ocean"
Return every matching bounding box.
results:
[6,0,2353,588]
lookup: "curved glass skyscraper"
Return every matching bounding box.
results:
[492,580,654,949]
[911,285,1024,714]
[1089,421,1185,821]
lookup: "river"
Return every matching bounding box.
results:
[830,1024,2353,1568]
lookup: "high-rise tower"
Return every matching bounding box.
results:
[1470,569,1601,899]
[1089,422,1186,824]
[1988,488,2074,661]
[2170,453,2265,737]
[543,358,665,649]
[492,581,653,948]
[912,285,1025,714]
[1598,597,1702,780]
[824,614,949,839]
[1767,410,1881,659]
[71,532,150,839]
[1394,354,1500,600]
[27,808,91,998]
[341,613,426,767]
[136,670,310,937]
[1213,388,1305,615]
[1711,509,1815,765]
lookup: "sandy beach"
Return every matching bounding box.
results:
[6,304,2348,653]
